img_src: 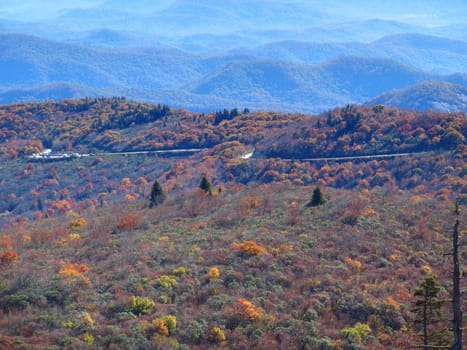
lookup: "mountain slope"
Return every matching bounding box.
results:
[1,33,466,113]
[188,59,348,111]
[371,33,467,73]
[0,99,464,222]
[0,83,106,104]
[365,80,467,112]
[0,180,459,349]
[245,34,467,74]
[188,56,440,109]
[0,33,208,90]
[0,99,464,349]
[316,56,432,100]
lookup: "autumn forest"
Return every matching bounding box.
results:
[0,98,465,349]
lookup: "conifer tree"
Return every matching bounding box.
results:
[412,274,445,347]
[307,186,326,207]
[149,180,165,208]
[199,176,212,196]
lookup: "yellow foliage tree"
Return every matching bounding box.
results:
[345,257,363,283]
[121,177,131,186]
[129,296,155,315]
[59,263,90,277]
[210,327,226,342]
[206,267,220,279]
[68,218,88,231]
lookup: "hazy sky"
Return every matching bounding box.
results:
[0,0,105,21]
[0,0,465,26]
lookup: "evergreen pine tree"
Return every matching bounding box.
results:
[307,186,326,207]
[199,176,212,196]
[412,274,446,347]
[149,180,165,208]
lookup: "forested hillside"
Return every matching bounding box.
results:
[1,33,467,113]
[0,99,465,349]
[0,98,465,222]
[0,1,465,348]
[365,80,467,112]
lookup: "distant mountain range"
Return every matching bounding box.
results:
[366,80,467,112]
[0,32,466,113]
[1,0,466,45]
[246,34,467,74]
[0,0,466,113]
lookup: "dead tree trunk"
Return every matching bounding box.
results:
[452,202,463,350]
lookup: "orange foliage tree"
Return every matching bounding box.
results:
[59,263,90,277]
[231,298,264,321]
[0,250,19,266]
[232,240,267,256]
[115,213,142,231]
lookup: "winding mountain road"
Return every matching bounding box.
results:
[295,151,432,162]
[96,148,207,156]
[98,148,435,162]
[28,147,437,163]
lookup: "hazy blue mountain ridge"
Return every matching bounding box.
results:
[244,34,467,74]
[0,0,466,112]
[366,80,467,112]
[1,0,466,49]
[1,32,465,113]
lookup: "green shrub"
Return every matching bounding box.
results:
[1,294,30,311]
[177,319,208,344]
[171,267,188,276]
[207,294,230,310]
[83,332,94,345]
[340,322,371,343]
[162,315,177,333]
[129,296,155,315]
[154,275,177,289]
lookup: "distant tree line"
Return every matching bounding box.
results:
[61,97,127,113]
[213,108,249,125]
[92,103,171,130]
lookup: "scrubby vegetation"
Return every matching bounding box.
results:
[0,184,462,349]
[0,98,465,348]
